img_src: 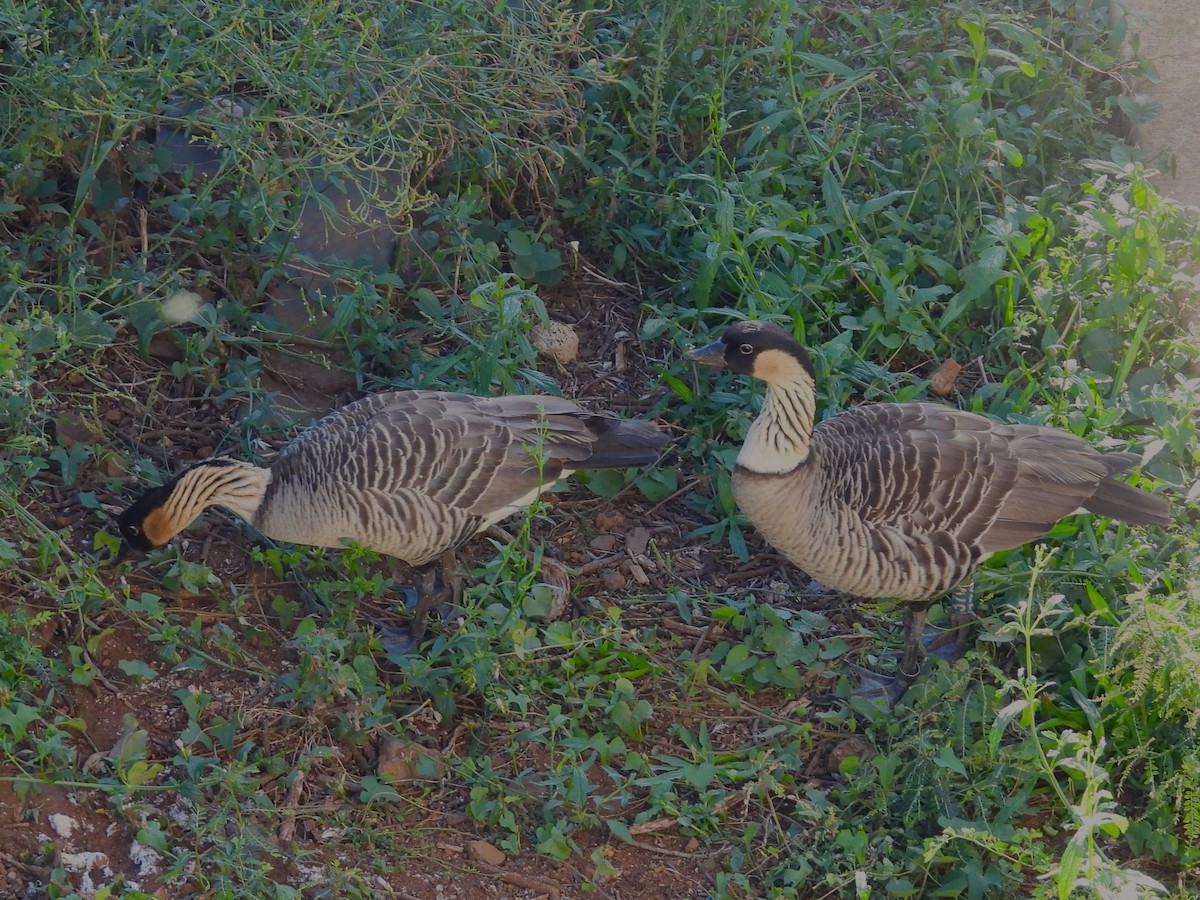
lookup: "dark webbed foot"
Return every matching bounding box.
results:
[845,586,976,707]
[374,584,422,656]
[844,660,918,708]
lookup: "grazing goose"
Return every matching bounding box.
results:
[118,390,667,637]
[686,320,1170,701]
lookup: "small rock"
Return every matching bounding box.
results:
[825,736,877,774]
[589,534,619,553]
[54,412,102,447]
[98,456,124,478]
[377,736,442,784]
[467,839,507,867]
[129,840,162,878]
[600,570,627,591]
[685,837,700,853]
[594,511,624,532]
[60,851,108,872]
[147,332,185,363]
[49,813,77,839]
[928,358,962,397]
[626,526,651,557]
[531,321,580,364]
[104,407,123,423]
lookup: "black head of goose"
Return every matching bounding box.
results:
[687,320,1170,702]
[118,390,668,638]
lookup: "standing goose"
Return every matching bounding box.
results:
[118,390,667,637]
[686,320,1170,701]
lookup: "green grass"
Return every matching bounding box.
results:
[2,0,1199,896]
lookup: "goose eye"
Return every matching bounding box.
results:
[125,524,140,537]
[738,343,755,355]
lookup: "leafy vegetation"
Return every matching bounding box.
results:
[1,0,1197,896]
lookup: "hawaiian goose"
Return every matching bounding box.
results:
[686,320,1170,701]
[118,390,667,637]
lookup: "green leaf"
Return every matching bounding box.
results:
[606,818,633,844]
[794,51,855,78]
[821,167,847,225]
[763,622,806,665]
[359,775,401,803]
[1078,326,1120,373]
[580,468,625,498]
[635,469,677,502]
[506,230,532,257]
[137,821,170,853]
[684,760,718,790]
[522,583,554,619]
[721,643,754,676]
[123,760,164,787]
[118,659,158,683]
[123,297,165,355]
[0,702,41,741]
[940,261,1007,328]
[693,255,718,310]
[933,745,968,778]
[661,371,693,402]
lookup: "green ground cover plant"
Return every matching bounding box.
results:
[1,0,1197,896]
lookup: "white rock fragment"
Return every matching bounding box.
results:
[60,850,109,868]
[49,813,78,839]
[129,840,162,878]
[296,864,326,882]
[60,850,109,873]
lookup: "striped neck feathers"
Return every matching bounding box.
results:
[738,368,817,474]
[141,459,271,545]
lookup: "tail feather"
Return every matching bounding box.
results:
[582,418,668,469]
[1085,478,1171,526]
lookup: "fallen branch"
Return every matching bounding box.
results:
[473,861,562,899]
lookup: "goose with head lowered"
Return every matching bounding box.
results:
[118,389,667,638]
[686,320,1170,703]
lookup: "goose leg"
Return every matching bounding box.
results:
[409,549,462,640]
[895,601,930,692]
[410,565,440,641]
[440,548,463,608]
[925,582,975,662]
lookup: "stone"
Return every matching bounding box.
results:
[594,511,624,531]
[377,736,442,784]
[825,736,877,774]
[467,839,507,867]
[928,358,962,397]
[531,320,580,364]
[589,534,619,553]
[600,570,627,591]
[625,526,651,557]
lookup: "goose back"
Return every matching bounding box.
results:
[733,401,1165,601]
[254,390,663,566]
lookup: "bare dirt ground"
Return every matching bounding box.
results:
[1130,0,1200,208]
[0,277,866,898]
